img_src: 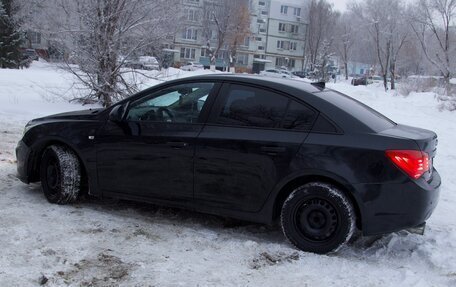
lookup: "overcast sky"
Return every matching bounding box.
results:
[327,0,349,12]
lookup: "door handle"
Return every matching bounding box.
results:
[261,146,286,154]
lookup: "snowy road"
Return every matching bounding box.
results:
[0,63,455,286]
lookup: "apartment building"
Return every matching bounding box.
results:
[173,0,308,73]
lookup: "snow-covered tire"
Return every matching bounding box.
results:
[281,182,355,254]
[40,145,81,204]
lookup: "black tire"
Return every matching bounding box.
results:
[281,182,355,254]
[40,145,81,204]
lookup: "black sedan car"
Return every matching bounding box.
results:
[16,75,440,254]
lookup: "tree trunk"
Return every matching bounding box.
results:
[382,73,388,91]
[344,62,348,80]
[390,61,395,90]
[444,74,451,97]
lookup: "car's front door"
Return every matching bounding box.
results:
[97,81,219,202]
[194,83,318,212]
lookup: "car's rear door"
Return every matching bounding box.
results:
[194,82,318,212]
[96,81,219,202]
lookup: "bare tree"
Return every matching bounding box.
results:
[388,3,409,90]
[353,0,407,91]
[334,13,354,80]
[202,0,250,69]
[409,0,455,99]
[227,1,251,69]
[22,0,178,107]
[305,0,338,80]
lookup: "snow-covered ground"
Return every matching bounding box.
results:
[0,61,455,286]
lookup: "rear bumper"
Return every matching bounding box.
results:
[16,140,32,183]
[355,169,441,236]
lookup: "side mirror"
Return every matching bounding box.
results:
[109,104,126,122]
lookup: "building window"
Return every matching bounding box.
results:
[277,40,297,51]
[290,25,299,33]
[255,37,262,41]
[281,5,288,14]
[254,54,266,59]
[279,23,299,33]
[217,50,228,59]
[290,42,297,50]
[28,31,41,44]
[294,7,301,16]
[290,59,296,67]
[242,37,250,47]
[277,40,289,49]
[181,47,196,59]
[261,10,268,15]
[201,48,207,57]
[259,27,266,33]
[259,1,265,6]
[185,9,198,21]
[237,53,248,65]
[276,57,296,68]
[258,46,265,50]
[182,28,198,40]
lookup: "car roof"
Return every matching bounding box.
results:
[175,74,323,94]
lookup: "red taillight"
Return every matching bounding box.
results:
[385,150,430,179]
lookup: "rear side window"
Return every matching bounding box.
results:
[217,85,288,128]
[282,100,317,130]
[215,84,317,130]
[319,91,395,132]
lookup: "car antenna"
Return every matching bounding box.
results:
[311,81,325,90]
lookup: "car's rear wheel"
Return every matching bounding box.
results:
[281,182,355,254]
[40,145,81,204]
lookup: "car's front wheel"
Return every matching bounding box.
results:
[281,182,355,254]
[40,145,81,204]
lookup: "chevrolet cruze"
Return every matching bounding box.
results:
[16,75,441,253]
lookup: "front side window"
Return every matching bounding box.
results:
[127,82,215,123]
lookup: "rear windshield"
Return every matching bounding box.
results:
[319,90,396,132]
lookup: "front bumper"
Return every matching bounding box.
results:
[16,140,32,183]
[355,169,441,236]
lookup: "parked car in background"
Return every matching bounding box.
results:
[138,56,160,70]
[120,56,159,70]
[292,71,307,78]
[351,76,368,86]
[16,75,440,254]
[22,49,39,61]
[180,62,204,71]
[260,69,292,78]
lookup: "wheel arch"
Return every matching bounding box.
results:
[28,137,89,190]
[269,172,363,230]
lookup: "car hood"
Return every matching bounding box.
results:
[31,108,105,123]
